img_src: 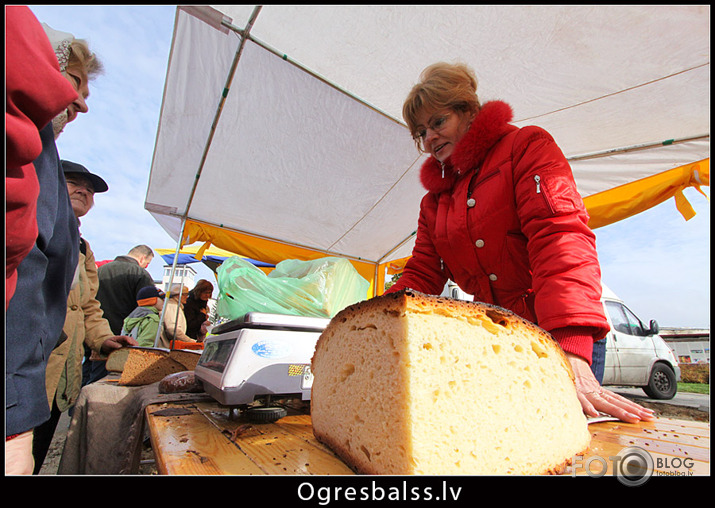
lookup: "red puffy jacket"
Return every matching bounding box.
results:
[387,101,609,362]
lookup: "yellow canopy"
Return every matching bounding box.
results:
[180,221,386,296]
[584,159,709,229]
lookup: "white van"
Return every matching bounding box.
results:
[600,284,680,399]
[442,281,681,399]
[442,281,472,301]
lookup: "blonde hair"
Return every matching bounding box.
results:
[403,62,481,148]
[67,38,104,80]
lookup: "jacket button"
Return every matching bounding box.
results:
[467,198,476,208]
[475,239,485,248]
[70,305,79,311]
[488,273,498,281]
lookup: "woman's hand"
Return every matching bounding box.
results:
[566,353,655,424]
[197,320,211,343]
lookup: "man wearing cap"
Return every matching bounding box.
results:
[121,286,166,347]
[32,160,138,474]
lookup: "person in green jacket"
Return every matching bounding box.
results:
[121,286,165,347]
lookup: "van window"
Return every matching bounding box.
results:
[605,301,630,334]
[605,301,646,336]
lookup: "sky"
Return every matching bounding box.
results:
[25,5,710,329]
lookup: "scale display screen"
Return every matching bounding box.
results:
[197,337,237,373]
[195,314,329,405]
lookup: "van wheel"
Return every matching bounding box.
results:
[642,363,677,400]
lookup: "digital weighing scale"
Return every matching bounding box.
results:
[195,313,330,417]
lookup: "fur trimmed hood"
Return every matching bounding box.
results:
[419,100,515,194]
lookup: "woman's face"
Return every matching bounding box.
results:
[65,174,95,218]
[53,66,90,138]
[414,108,473,163]
[200,289,213,301]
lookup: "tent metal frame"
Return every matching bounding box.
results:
[154,6,263,347]
[154,5,710,325]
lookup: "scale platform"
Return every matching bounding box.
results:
[195,312,330,407]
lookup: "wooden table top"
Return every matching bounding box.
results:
[145,400,709,476]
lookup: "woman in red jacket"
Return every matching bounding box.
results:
[387,62,653,424]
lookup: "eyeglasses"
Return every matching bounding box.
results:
[413,112,452,146]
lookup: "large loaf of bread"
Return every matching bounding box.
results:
[310,290,591,475]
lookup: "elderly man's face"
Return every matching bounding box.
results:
[65,174,94,218]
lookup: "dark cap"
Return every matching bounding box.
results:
[61,160,109,193]
[136,286,165,306]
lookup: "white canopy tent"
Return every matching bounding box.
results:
[146,5,709,296]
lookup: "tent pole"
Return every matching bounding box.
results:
[153,219,188,348]
[373,263,380,298]
[169,279,185,350]
[181,6,263,221]
[377,231,417,266]
[568,134,709,162]
[158,9,262,349]
[372,231,418,295]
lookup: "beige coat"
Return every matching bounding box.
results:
[45,239,113,412]
[158,298,195,348]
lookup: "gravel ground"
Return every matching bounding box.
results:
[620,397,710,423]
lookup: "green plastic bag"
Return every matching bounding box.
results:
[216,256,369,319]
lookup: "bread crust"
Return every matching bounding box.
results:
[314,429,587,476]
[315,290,575,382]
[313,430,378,475]
[315,422,589,475]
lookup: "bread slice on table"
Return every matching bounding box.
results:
[310,290,591,475]
[106,348,132,373]
[116,348,201,386]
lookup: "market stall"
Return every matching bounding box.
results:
[58,5,710,478]
[145,5,709,294]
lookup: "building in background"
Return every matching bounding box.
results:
[161,264,196,292]
[160,263,221,325]
[661,328,710,364]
